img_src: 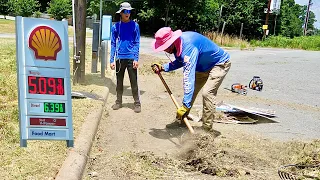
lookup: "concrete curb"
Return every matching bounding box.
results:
[55,86,110,180]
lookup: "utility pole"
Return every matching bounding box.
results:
[73,0,87,84]
[165,0,170,26]
[217,5,223,33]
[264,0,272,39]
[240,23,243,39]
[304,0,312,36]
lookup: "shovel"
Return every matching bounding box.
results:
[152,65,195,134]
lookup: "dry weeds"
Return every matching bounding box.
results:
[111,131,320,179]
[204,31,252,50]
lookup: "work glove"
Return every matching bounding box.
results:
[151,63,164,74]
[176,105,190,120]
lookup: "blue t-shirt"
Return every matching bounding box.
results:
[110,20,140,63]
[163,31,230,108]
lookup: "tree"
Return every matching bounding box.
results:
[39,0,50,12]
[83,0,318,38]
[8,0,40,17]
[0,0,9,18]
[217,0,268,39]
[47,0,72,21]
[278,0,305,37]
[133,0,220,34]
[169,0,219,32]
[86,0,122,19]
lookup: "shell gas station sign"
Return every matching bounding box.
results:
[16,16,73,147]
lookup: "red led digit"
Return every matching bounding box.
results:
[57,78,64,95]
[48,78,56,95]
[38,77,47,94]
[28,76,37,94]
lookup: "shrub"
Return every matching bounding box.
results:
[8,0,40,17]
[47,0,72,21]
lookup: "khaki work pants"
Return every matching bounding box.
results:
[190,60,231,129]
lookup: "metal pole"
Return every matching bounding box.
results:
[101,40,106,77]
[72,0,76,54]
[72,0,77,85]
[106,40,109,72]
[304,0,312,36]
[98,0,103,62]
[220,21,226,45]
[274,15,277,35]
[240,23,243,39]
[91,22,99,73]
[217,5,223,33]
[264,0,272,39]
[165,0,170,26]
[221,21,226,34]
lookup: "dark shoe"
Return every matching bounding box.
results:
[112,103,122,110]
[134,104,141,113]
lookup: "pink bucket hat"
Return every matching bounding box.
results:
[152,27,182,52]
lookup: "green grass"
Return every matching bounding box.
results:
[250,35,320,51]
[0,19,16,34]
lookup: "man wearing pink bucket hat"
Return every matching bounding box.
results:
[151,27,231,131]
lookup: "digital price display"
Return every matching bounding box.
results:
[16,17,73,147]
[44,102,65,113]
[28,76,64,95]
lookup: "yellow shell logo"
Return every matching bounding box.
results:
[29,26,62,60]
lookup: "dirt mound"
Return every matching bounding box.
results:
[111,132,320,180]
[177,133,263,178]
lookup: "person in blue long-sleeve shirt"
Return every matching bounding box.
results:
[151,27,231,131]
[109,2,141,113]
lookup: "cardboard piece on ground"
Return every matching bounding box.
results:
[215,101,277,124]
[216,101,276,117]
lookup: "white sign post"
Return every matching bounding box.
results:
[16,16,74,147]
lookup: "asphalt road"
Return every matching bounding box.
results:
[219,48,320,141]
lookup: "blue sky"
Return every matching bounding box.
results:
[295,0,320,28]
